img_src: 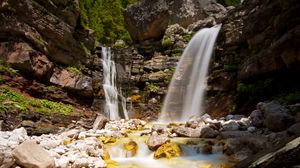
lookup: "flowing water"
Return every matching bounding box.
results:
[159,25,222,122]
[101,47,129,120]
[105,126,232,168]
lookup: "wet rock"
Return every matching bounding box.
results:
[247,127,256,133]
[249,110,264,127]
[124,140,138,157]
[172,127,201,138]
[202,143,213,154]
[13,140,55,168]
[200,126,219,138]
[147,134,170,151]
[154,142,181,159]
[257,101,295,132]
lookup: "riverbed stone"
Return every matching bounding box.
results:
[200,126,219,138]
[13,140,55,168]
[172,127,201,137]
[147,134,170,151]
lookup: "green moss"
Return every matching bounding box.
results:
[275,92,300,105]
[0,87,73,115]
[79,0,137,44]
[114,40,128,48]
[236,79,273,94]
[0,60,18,75]
[67,67,82,75]
[217,0,241,6]
[145,82,160,93]
[223,64,239,72]
[183,33,192,43]
[162,37,173,48]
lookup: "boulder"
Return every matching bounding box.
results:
[220,131,252,139]
[200,126,219,138]
[124,0,169,44]
[13,140,55,168]
[257,101,295,132]
[92,114,108,130]
[249,110,264,127]
[172,127,201,138]
[50,68,93,97]
[222,120,240,131]
[147,134,170,151]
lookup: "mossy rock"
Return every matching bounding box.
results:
[98,136,117,144]
[161,37,173,48]
[124,140,138,157]
[154,142,181,159]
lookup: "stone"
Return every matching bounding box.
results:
[173,127,201,138]
[247,126,256,133]
[147,134,170,151]
[249,110,264,127]
[200,126,219,138]
[202,144,213,154]
[257,101,295,132]
[92,114,109,130]
[75,75,93,97]
[13,140,55,168]
[151,125,168,134]
[154,142,181,159]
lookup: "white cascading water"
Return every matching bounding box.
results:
[159,24,222,122]
[101,47,129,120]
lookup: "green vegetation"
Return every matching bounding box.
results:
[0,87,73,115]
[79,0,137,44]
[223,63,239,72]
[236,79,273,94]
[67,66,82,75]
[217,0,241,6]
[276,91,300,105]
[161,37,173,48]
[145,82,160,93]
[0,60,18,75]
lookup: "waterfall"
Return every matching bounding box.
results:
[159,24,222,122]
[101,47,129,120]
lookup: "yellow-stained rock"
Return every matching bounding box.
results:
[198,163,213,168]
[124,140,138,157]
[101,150,111,161]
[63,138,73,145]
[154,142,181,159]
[98,136,117,144]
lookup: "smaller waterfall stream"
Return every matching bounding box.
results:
[101,47,129,120]
[159,25,222,122]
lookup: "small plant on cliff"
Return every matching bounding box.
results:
[67,67,82,75]
[145,82,160,93]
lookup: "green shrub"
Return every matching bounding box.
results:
[223,64,238,72]
[0,60,18,75]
